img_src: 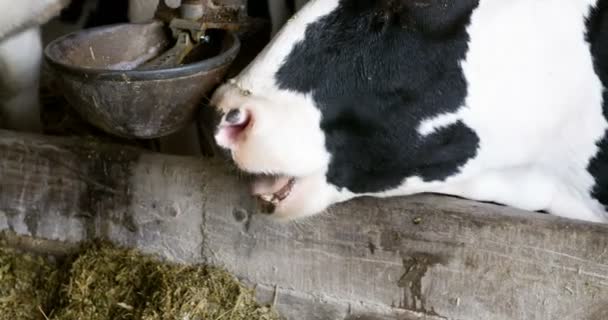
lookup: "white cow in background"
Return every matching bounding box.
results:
[0,0,69,132]
[0,0,158,133]
[0,27,43,132]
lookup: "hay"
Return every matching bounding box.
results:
[0,242,280,320]
[52,243,164,320]
[140,265,277,320]
[0,246,59,320]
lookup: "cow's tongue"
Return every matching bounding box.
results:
[252,175,295,202]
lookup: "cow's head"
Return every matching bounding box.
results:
[211,0,480,220]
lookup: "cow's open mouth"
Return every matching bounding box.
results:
[252,175,296,208]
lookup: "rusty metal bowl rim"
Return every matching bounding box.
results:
[43,21,241,81]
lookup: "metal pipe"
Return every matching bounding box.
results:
[180,0,204,20]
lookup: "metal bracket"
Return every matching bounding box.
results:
[137,31,195,70]
[169,17,242,43]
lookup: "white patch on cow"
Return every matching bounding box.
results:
[270,171,342,221]
[435,167,607,222]
[0,26,43,132]
[417,111,462,136]
[212,84,330,177]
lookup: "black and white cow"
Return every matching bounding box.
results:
[212,0,608,223]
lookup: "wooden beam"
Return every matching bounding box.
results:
[1,129,607,320]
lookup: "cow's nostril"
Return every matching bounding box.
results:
[224,108,248,126]
[215,108,252,148]
[221,108,251,131]
[225,108,241,124]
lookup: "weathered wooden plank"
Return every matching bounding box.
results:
[1,129,608,320]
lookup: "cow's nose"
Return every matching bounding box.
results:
[214,108,251,149]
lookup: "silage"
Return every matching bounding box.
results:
[0,241,280,320]
[0,246,59,320]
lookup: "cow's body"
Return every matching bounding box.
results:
[0,26,43,132]
[0,0,157,132]
[212,0,608,223]
[0,0,69,132]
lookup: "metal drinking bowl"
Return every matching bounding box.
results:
[44,21,240,139]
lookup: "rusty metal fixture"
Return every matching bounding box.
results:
[43,21,240,139]
[137,0,244,71]
[155,0,247,33]
[180,0,205,20]
[168,17,242,41]
[137,31,196,70]
[164,0,183,9]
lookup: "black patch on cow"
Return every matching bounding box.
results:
[586,0,608,208]
[275,0,480,193]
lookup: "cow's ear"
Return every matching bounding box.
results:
[380,0,479,35]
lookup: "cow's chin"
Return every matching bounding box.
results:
[249,172,334,221]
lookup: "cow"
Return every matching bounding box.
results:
[0,0,158,133]
[211,0,608,224]
[0,0,70,132]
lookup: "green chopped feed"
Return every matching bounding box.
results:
[0,242,280,320]
[0,247,59,320]
[140,265,277,320]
